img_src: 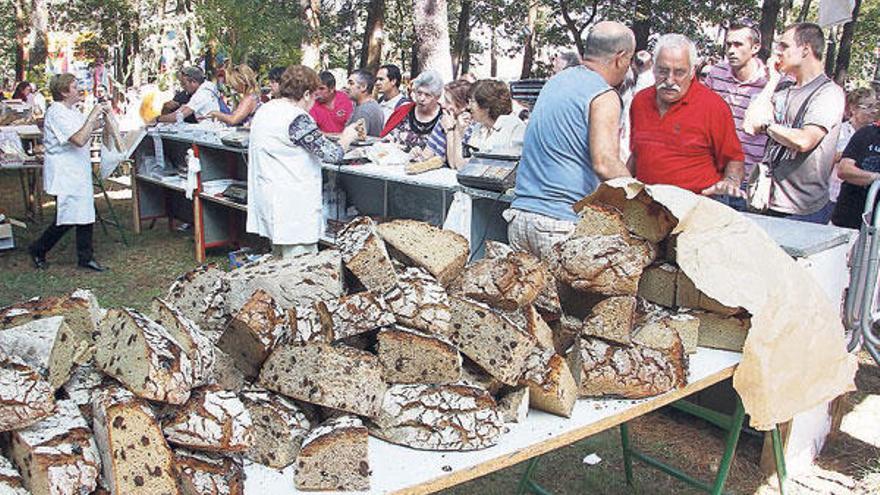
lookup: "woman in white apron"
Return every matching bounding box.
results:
[247,65,359,257]
[29,73,110,271]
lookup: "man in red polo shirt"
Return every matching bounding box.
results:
[629,34,745,200]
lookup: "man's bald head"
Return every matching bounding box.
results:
[582,21,636,63]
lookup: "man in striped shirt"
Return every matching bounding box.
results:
[705,20,769,209]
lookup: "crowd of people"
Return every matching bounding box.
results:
[14,17,880,267]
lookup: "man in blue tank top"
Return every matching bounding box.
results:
[507,21,635,261]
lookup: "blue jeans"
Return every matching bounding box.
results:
[767,202,834,224]
[712,194,748,212]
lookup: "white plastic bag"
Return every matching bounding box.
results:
[443,191,472,243]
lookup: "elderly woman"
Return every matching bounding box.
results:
[247,65,359,258]
[209,64,261,126]
[445,80,526,170]
[28,73,111,271]
[381,70,444,156]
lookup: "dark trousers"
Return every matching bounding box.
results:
[30,219,94,264]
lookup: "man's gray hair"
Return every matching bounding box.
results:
[582,22,635,62]
[653,34,698,69]
[412,70,444,96]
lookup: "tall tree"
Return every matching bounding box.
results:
[556,0,598,56]
[520,1,539,78]
[300,0,322,68]
[360,0,385,72]
[834,0,862,85]
[28,0,48,72]
[451,0,471,78]
[13,0,27,81]
[412,0,452,80]
[758,0,781,60]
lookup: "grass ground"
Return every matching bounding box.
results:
[1,169,878,494]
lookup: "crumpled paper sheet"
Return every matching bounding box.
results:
[580,178,857,430]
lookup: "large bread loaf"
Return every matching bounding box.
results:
[239,388,313,469]
[377,219,469,286]
[370,383,503,451]
[550,235,654,296]
[0,351,55,431]
[445,295,537,386]
[569,335,687,399]
[7,399,100,495]
[91,386,180,495]
[294,415,370,491]
[581,296,637,345]
[217,250,343,318]
[152,298,216,386]
[259,342,386,418]
[377,326,462,384]
[384,267,451,335]
[574,188,677,244]
[336,216,399,293]
[165,264,228,339]
[452,251,546,310]
[174,449,243,495]
[162,386,253,453]
[216,288,290,379]
[95,308,194,405]
[0,316,87,390]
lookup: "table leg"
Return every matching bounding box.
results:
[709,398,745,495]
[620,422,634,485]
[772,427,787,495]
[515,456,554,495]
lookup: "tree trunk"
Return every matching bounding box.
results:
[797,0,812,22]
[451,0,471,78]
[28,0,49,72]
[300,0,322,68]
[632,0,651,51]
[824,27,837,77]
[14,0,28,81]
[833,0,861,85]
[520,1,538,79]
[412,0,453,81]
[490,28,497,78]
[360,0,385,72]
[758,0,781,61]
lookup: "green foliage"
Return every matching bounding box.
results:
[196,0,306,70]
[851,0,879,84]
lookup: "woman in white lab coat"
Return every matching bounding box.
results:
[29,73,110,271]
[247,65,359,257]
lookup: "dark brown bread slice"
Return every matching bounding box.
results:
[377,326,462,384]
[91,387,179,495]
[258,342,386,418]
[445,295,537,386]
[377,219,469,286]
[572,202,630,237]
[174,449,244,495]
[370,383,503,451]
[574,188,677,243]
[294,415,370,491]
[217,288,290,379]
[336,216,399,293]
[581,296,637,345]
[239,388,313,469]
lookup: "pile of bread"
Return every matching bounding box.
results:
[0,191,751,494]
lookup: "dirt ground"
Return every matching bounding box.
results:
[1,170,878,494]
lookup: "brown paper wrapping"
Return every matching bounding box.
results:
[577,178,857,430]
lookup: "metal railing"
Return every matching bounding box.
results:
[843,180,880,365]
